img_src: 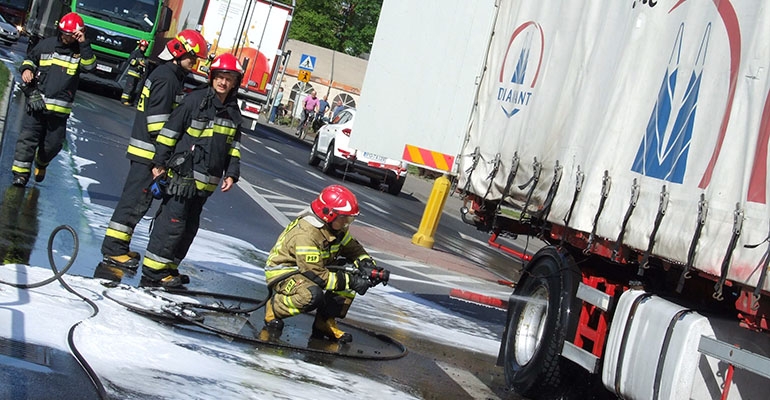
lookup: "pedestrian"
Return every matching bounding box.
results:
[268,86,283,124]
[121,39,149,106]
[10,12,95,187]
[331,98,345,120]
[296,90,319,134]
[139,53,244,288]
[100,30,208,270]
[317,95,330,119]
[261,184,389,343]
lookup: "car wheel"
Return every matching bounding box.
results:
[321,142,335,175]
[387,175,406,195]
[308,136,321,166]
[501,246,583,399]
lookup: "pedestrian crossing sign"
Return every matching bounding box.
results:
[298,54,316,71]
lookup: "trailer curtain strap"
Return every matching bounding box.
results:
[713,204,744,301]
[677,194,708,293]
[462,147,481,194]
[492,153,520,229]
[538,161,563,223]
[518,158,542,222]
[560,167,584,247]
[585,170,611,255]
[745,226,770,310]
[638,185,669,275]
[613,179,640,262]
[482,153,501,202]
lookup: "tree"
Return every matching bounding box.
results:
[278,0,383,57]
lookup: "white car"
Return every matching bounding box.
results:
[0,14,19,45]
[308,108,408,195]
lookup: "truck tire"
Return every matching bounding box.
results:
[308,136,321,166]
[387,175,406,195]
[501,246,582,399]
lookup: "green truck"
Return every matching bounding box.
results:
[25,0,171,91]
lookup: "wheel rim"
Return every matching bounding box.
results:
[513,285,549,366]
[323,145,334,171]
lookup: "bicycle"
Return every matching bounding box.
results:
[296,110,316,140]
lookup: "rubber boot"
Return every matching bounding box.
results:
[102,254,140,270]
[33,167,46,183]
[312,314,352,343]
[259,300,284,341]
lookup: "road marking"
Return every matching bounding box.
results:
[275,178,318,195]
[264,146,281,154]
[362,200,389,215]
[305,170,326,180]
[458,232,490,247]
[436,361,501,400]
[236,179,290,226]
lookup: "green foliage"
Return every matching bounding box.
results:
[279,0,383,57]
[0,62,8,100]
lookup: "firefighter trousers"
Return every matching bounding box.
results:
[121,75,142,105]
[142,194,206,275]
[11,112,67,178]
[269,274,353,320]
[101,161,155,257]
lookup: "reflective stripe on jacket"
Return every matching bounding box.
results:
[265,215,369,291]
[126,62,186,164]
[20,36,95,117]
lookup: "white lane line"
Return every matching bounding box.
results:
[305,170,326,180]
[272,203,307,210]
[264,146,281,154]
[237,179,290,226]
[275,178,318,195]
[362,201,389,215]
[286,159,301,168]
[435,361,501,400]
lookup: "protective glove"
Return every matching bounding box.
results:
[347,273,372,295]
[354,257,377,277]
[167,174,197,199]
[26,89,46,113]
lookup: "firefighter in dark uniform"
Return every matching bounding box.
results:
[121,39,149,106]
[139,53,244,287]
[11,12,95,187]
[262,185,389,343]
[100,30,208,270]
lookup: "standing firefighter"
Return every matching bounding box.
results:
[121,39,149,106]
[262,185,390,343]
[11,12,95,187]
[100,30,208,270]
[139,53,244,287]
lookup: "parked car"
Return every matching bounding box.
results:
[0,14,19,45]
[308,108,408,195]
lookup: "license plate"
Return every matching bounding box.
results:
[363,151,386,162]
[96,64,112,73]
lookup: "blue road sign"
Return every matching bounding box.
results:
[299,54,316,71]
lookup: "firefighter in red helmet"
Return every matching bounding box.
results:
[262,185,390,343]
[101,29,209,271]
[120,39,150,106]
[11,12,95,187]
[137,53,243,287]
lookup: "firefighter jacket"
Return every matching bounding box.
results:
[264,212,373,292]
[125,62,186,164]
[20,35,96,117]
[125,48,147,78]
[153,87,242,194]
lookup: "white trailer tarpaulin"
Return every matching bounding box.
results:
[460,0,770,291]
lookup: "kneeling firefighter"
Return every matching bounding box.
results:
[263,184,390,343]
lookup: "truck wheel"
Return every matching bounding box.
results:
[502,246,581,399]
[321,142,335,175]
[308,136,321,166]
[387,175,406,195]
